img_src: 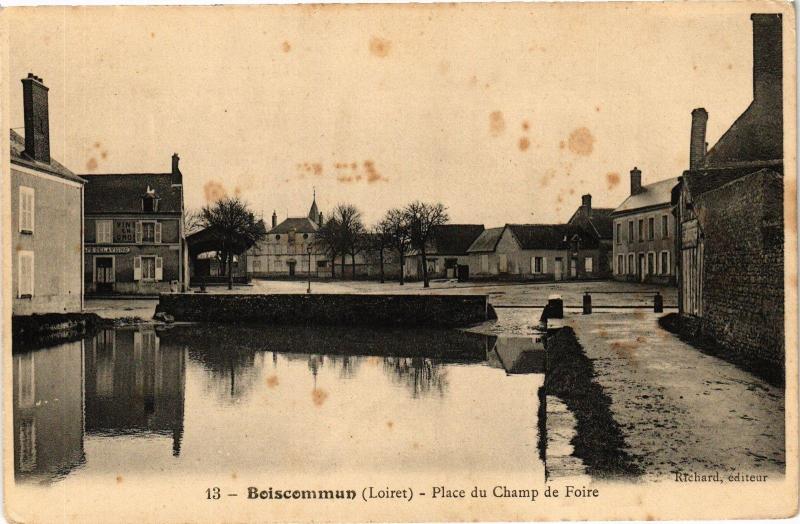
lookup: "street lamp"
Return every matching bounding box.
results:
[307,245,313,294]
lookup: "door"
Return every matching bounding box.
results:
[95,256,114,293]
[554,257,563,281]
[570,258,578,278]
[498,254,508,273]
[288,261,296,277]
[638,253,646,282]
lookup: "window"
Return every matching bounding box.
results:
[627,253,634,275]
[142,257,156,280]
[136,221,161,244]
[585,257,593,273]
[617,254,624,275]
[616,223,621,244]
[531,256,544,274]
[662,215,669,238]
[661,251,670,275]
[17,251,34,298]
[19,186,34,233]
[628,221,634,244]
[638,219,644,242]
[96,220,113,243]
[648,217,655,240]
[647,252,655,275]
[142,196,159,212]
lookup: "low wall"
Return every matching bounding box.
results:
[157,293,496,327]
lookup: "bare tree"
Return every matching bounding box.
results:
[384,208,411,285]
[371,219,394,284]
[199,197,267,290]
[404,201,449,288]
[184,208,205,236]
[315,216,341,279]
[330,204,365,280]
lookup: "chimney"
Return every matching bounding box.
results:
[21,73,50,163]
[318,212,323,226]
[751,13,782,105]
[272,211,277,229]
[581,194,592,216]
[630,167,642,196]
[171,153,183,186]
[689,108,708,170]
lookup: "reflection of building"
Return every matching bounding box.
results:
[13,342,85,482]
[675,14,784,368]
[611,168,678,284]
[247,194,327,277]
[84,328,186,456]
[82,155,189,295]
[10,74,85,315]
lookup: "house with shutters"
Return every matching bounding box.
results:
[404,224,485,280]
[82,155,188,295]
[10,74,86,316]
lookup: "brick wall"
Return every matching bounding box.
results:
[696,169,784,367]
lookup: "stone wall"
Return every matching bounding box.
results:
[696,169,784,368]
[158,293,496,327]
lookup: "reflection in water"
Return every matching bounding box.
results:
[14,325,546,484]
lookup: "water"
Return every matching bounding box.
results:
[13,325,545,485]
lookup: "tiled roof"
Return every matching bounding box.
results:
[268,217,319,234]
[587,208,614,239]
[704,101,782,167]
[82,173,183,214]
[9,129,85,184]
[467,227,505,253]
[612,177,679,215]
[683,164,782,199]
[507,224,599,250]
[430,224,485,255]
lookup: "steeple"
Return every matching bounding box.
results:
[308,187,320,221]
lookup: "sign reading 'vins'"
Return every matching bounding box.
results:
[115,220,136,243]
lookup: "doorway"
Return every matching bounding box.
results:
[570,257,578,278]
[288,261,296,277]
[638,253,646,282]
[95,256,114,293]
[554,257,563,281]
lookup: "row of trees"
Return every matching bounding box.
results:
[317,201,449,288]
[189,197,449,289]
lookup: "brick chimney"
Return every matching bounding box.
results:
[581,194,592,217]
[21,73,50,163]
[751,13,782,105]
[689,108,708,170]
[171,153,183,186]
[630,167,642,195]
[272,211,277,229]
[318,211,323,227]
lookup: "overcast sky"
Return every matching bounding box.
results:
[7,3,776,226]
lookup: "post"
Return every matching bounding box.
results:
[583,292,592,315]
[654,291,663,313]
[307,246,312,294]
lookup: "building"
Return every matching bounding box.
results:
[466,224,599,280]
[404,224,485,280]
[674,14,784,368]
[82,155,189,295]
[247,195,326,277]
[567,194,614,278]
[11,75,86,316]
[610,168,679,284]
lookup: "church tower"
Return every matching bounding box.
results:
[308,188,321,224]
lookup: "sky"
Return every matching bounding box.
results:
[6,3,782,227]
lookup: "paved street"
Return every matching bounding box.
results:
[564,311,785,480]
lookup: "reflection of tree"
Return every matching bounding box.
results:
[382,357,448,398]
[188,347,258,403]
[325,354,362,379]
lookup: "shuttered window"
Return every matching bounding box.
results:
[96,220,113,243]
[18,251,34,297]
[19,186,34,233]
[135,256,163,282]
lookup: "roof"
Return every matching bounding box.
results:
[569,207,614,239]
[507,224,599,250]
[467,227,505,253]
[268,217,319,234]
[82,172,183,214]
[612,177,679,215]
[308,198,319,220]
[704,102,782,167]
[9,129,85,184]
[430,224,485,255]
[683,163,783,199]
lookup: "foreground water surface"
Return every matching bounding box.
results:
[14,325,546,485]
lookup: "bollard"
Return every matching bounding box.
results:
[547,294,563,319]
[654,291,663,313]
[583,292,592,315]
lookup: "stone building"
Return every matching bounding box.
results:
[567,194,614,278]
[82,155,189,295]
[404,224,485,280]
[674,13,784,369]
[10,74,85,315]
[611,168,678,284]
[466,224,599,280]
[247,195,327,277]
